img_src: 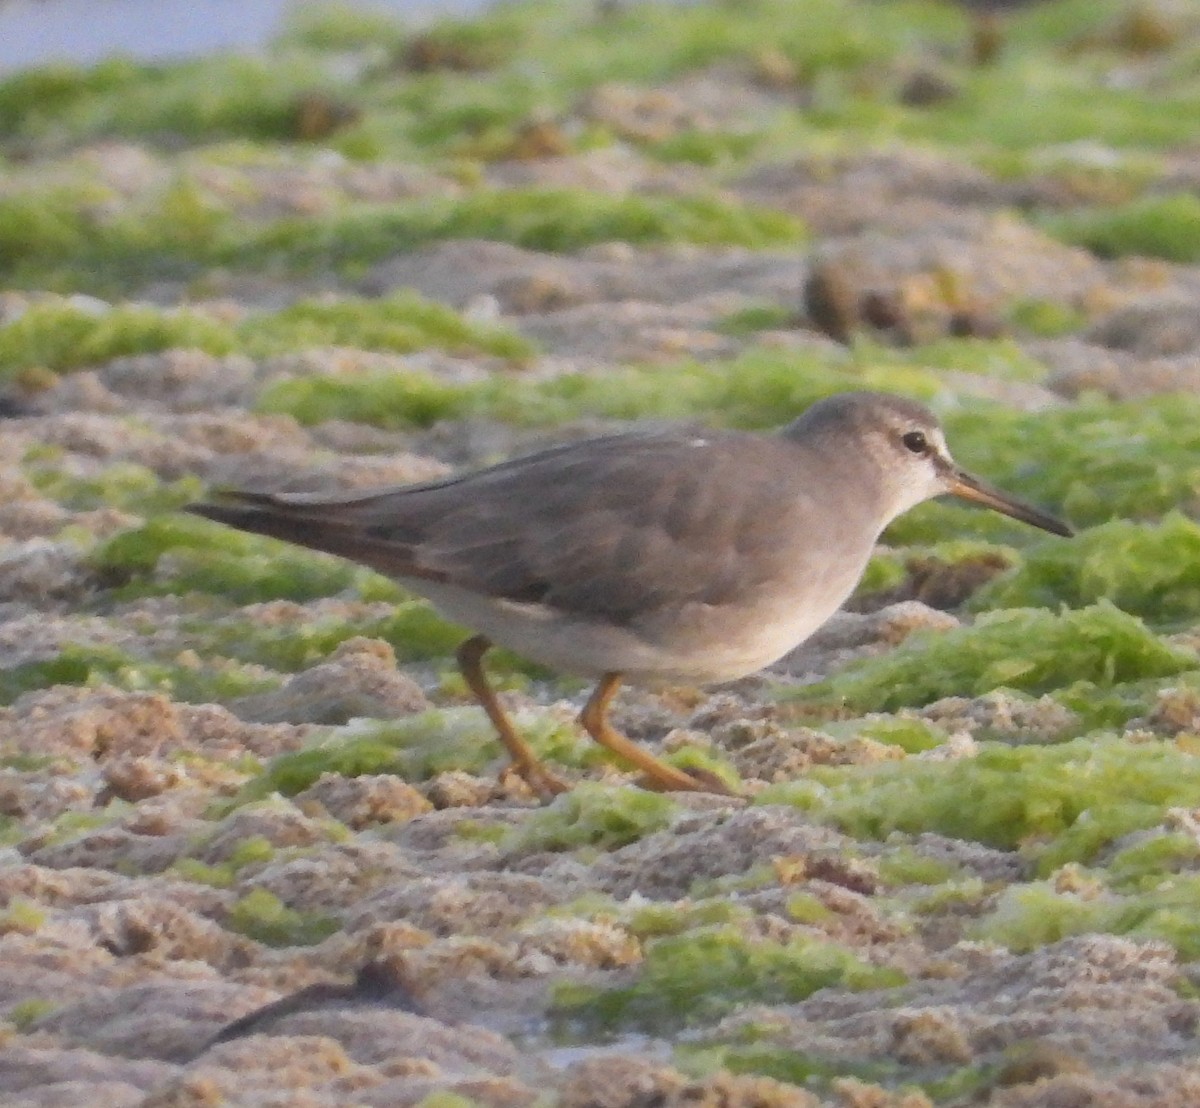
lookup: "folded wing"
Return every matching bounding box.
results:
[190,429,801,625]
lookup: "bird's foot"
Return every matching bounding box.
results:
[637,764,741,797]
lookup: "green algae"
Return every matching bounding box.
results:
[784,892,836,926]
[677,1041,981,1102]
[792,602,1195,715]
[247,337,1078,472]
[247,713,497,789]
[0,0,1189,198]
[0,300,236,378]
[226,887,339,947]
[7,998,59,1032]
[92,516,400,605]
[973,514,1200,626]
[1043,192,1200,263]
[235,188,808,273]
[662,747,741,793]
[0,185,110,277]
[1051,675,1181,734]
[30,802,131,849]
[0,643,276,707]
[625,898,749,939]
[0,0,951,160]
[0,291,533,377]
[903,876,988,917]
[342,0,961,161]
[189,604,468,674]
[411,1094,481,1108]
[0,53,351,149]
[854,552,909,598]
[241,290,535,362]
[503,783,678,853]
[258,366,476,429]
[841,717,948,754]
[257,345,945,431]
[858,336,1049,384]
[649,128,766,168]
[1007,298,1088,338]
[227,835,278,869]
[0,178,233,293]
[279,3,410,52]
[320,0,950,166]
[0,753,57,772]
[897,62,1200,154]
[876,848,962,887]
[676,1042,887,1087]
[239,708,582,796]
[187,603,548,685]
[762,734,1200,872]
[0,898,47,934]
[539,0,960,90]
[0,59,143,140]
[169,858,237,888]
[553,924,904,1034]
[1108,832,1200,891]
[976,873,1200,959]
[715,303,797,337]
[27,460,202,517]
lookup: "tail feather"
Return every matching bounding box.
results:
[186,491,435,581]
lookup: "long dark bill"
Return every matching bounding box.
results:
[946,468,1073,538]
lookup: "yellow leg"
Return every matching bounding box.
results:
[456,635,568,797]
[580,673,731,794]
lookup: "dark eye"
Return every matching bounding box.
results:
[901,430,928,454]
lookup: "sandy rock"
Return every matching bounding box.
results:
[587,806,858,901]
[920,690,1079,742]
[1086,292,1200,357]
[297,773,432,828]
[559,1056,821,1108]
[346,872,561,938]
[0,540,96,605]
[0,1043,176,1107]
[197,798,332,863]
[775,601,959,679]
[514,917,641,971]
[232,637,429,726]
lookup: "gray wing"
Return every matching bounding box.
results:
[191,429,803,624]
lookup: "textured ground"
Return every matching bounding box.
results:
[3,1,1200,1105]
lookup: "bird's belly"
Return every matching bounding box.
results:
[403,579,686,677]
[403,570,861,684]
[632,584,856,682]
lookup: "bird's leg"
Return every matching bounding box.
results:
[455,635,568,797]
[580,673,732,794]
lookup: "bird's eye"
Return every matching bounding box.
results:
[901,430,928,454]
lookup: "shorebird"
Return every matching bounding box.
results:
[190,391,1071,795]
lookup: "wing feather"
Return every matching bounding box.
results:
[190,428,806,624]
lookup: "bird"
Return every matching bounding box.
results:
[188,391,1072,796]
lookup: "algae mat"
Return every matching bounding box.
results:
[3,1,1200,1105]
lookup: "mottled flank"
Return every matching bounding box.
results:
[2,0,1200,1105]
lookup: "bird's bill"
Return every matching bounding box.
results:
[946,468,1073,537]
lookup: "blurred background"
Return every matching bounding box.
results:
[0,0,489,71]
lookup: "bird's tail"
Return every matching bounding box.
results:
[186,489,428,579]
[187,487,371,555]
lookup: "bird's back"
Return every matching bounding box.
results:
[191,424,878,627]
